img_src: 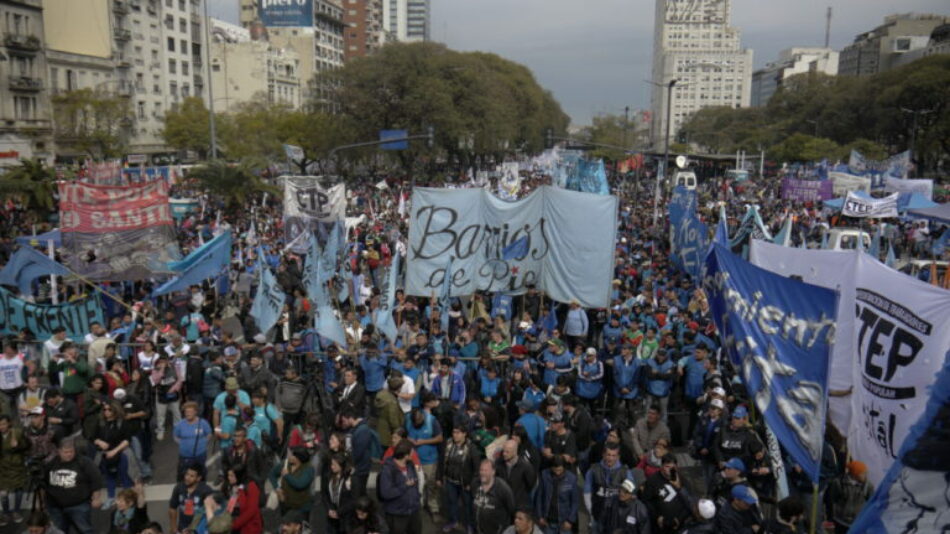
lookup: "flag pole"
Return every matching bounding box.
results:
[809,482,820,534]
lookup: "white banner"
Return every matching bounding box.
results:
[842,192,899,218]
[849,253,950,486]
[751,240,950,486]
[883,176,933,200]
[282,176,346,251]
[749,240,857,435]
[830,171,871,196]
[406,186,618,308]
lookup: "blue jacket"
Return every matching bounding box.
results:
[522,387,546,411]
[612,356,642,399]
[516,412,547,450]
[174,418,211,459]
[535,468,579,525]
[359,353,389,393]
[540,348,573,387]
[350,419,376,475]
[575,360,604,399]
[564,308,589,337]
[430,370,466,406]
[480,374,502,400]
[679,355,706,400]
[378,457,421,516]
[406,411,441,465]
[646,358,675,397]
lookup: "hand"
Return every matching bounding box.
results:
[91,493,102,509]
[328,510,338,519]
[699,448,708,455]
[105,450,118,460]
[436,480,442,487]
[538,519,548,527]
[9,437,16,448]
[658,516,665,527]
[562,522,572,531]
[95,440,109,450]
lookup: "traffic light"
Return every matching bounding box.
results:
[544,128,554,149]
[426,125,435,149]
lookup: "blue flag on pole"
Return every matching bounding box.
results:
[869,225,882,259]
[932,228,949,257]
[312,251,348,347]
[772,217,792,247]
[885,243,897,268]
[153,232,232,297]
[671,214,709,280]
[714,205,729,245]
[0,245,72,295]
[703,243,836,482]
[373,251,400,344]
[502,236,529,261]
[850,356,950,533]
[303,231,321,300]
[249,265,285,334]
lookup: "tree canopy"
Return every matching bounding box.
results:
[52,89,132,159]
[678,55,950,169]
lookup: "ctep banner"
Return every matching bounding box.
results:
[842,191,899,218]
[781,177,833,202]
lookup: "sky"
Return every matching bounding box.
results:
[209,0,949,126]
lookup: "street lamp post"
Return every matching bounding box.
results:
[203,0,217,160]
[658,79,677,226]
[900,107,934,160]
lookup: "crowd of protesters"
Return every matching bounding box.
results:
[0,166,943,534]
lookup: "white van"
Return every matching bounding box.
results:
[825,228,871,251]
[673,170,697,191]
[898,260,949,283]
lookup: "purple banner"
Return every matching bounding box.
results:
[781,177,833,202]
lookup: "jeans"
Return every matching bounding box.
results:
[100,452,133,498]
[47,501,93,534]
[130,434,152,478]
[421,463,440,514]
[0,490,23,513]
[542,525,571,534]
[155,399,181,438]
[442,480,472,525]
[385,510,422,534]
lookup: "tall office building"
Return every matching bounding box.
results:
[383,0,428,42]
[751,48,838,107]
[343,0,383,59]
[0,0,53,166]
[839,13,949,76]
[43,0,209,158]
[649,0,753,149]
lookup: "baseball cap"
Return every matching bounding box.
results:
[710,398,725,410]
[711,386,726,397]
[732,405,749,419]
[113,388,127,400]
[291,332,302,340]
[224,377,240,390]
[224,346,238,357]
[724,457,746,473]
[620,479,636,493]
[29,406,44,416]
[253,333,266,344]
[516,400,534,412]
[548,412,564,423]
[586,347,597,356]
[697,499,716,519]
[731,485,758,505]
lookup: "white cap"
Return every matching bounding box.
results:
[621,479,636,493]
[586,347,597,356]
[113,388,127,400]
[712,386,726,397]
[697,499,716,519]
[253,334,266,344]
[711,398,725,410]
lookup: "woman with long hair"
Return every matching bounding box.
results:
[345,496,389,534]
[93,401,133,508]
[323,452,355,534]
[136,341,160,372]
[223,466,262,534]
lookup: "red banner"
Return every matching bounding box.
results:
[59,180,174,233]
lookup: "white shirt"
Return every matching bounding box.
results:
[0,355,24,391]
[137,351,159,371]
[398,377,416,413]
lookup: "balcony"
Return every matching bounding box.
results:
[9,76,43,92]
[114,28,132,41]
[192,55,203,68]
[3,34,41,52]
[193,74,203,86]
[191,13,201,25]
[115,55,133,68]
[113,0,130,15]
[116,82,134,97]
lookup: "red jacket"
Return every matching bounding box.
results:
[228,480,263,534]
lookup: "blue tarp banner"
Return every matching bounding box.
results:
[703,243,836,482]
[373,251,400,344]
[15,229,61,247]
[0,246,72,295]
[668,186,706,279]
[850,356,950,533]
[153,232,232,297]
[0,286,103,341]
[565,158,609,195]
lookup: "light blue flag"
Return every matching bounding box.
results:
[820,230,829,250]
[932,228,949,257]
[440,256,453,332]
[0,245,72,295]
[303,231,321,300]
[322,222,340,282]
[885,243,897,267]
[714,205,729,245]
[153,232,233,297]
[772,217,792,247]
[373,251,400,344]
[312,252,347,347]
[249,265,285,335]
[798,231,808,249]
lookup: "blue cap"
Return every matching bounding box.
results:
[732,405,749,419]
[724,457,746,473]
[731,484,758,505]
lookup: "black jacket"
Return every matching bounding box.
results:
[494,456,536,509]
[44,455,104,508]
[473,477,516,534]
[567,406,594,452]
[438,439,481,487]
[335,382,366,413]
[609,497,652,534]
[714,502,762,534]
[640,471,692,529]
[714,424,763,467]
[47,398,79,440]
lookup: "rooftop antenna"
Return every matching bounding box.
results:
[825,6,832,48]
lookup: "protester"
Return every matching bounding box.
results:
[43,439,103,534]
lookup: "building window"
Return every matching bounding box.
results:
[182,84,190,97]
[167,37,175,51]
[165,0,172,6]
[179,0,185,10]
[169,82,178,96]
[168,58,176,73]
[181,39,187,54]
[212,62,220,72]
[14,96,35,120]
[137,101,146,119]
[165,14,174,30]
[182,62,189,75]
[179,18,186,33]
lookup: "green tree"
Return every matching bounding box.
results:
[186,160,279,207]
[0,159,56,214]
[162,97,212,158]
[768,133,840,163]
[578,113,644,161]
[52,89,132,158]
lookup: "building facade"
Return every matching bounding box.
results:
[649,0,753,149]
[839,13,949,76]
[42,0,209,158]
[209,18,301,110]
[750,47,838,107]
[342,0,383,59]
[0,0,54,167]
[383,0,428,42]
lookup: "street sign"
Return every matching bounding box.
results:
[380,130,409,150]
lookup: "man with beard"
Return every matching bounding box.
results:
[474,459,516,534]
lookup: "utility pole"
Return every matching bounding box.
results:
[657,79,677,226]
[824,7,832,49]
[203,0,217,160]
[623,106,630,150]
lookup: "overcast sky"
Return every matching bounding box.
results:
[209,0,949,126]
